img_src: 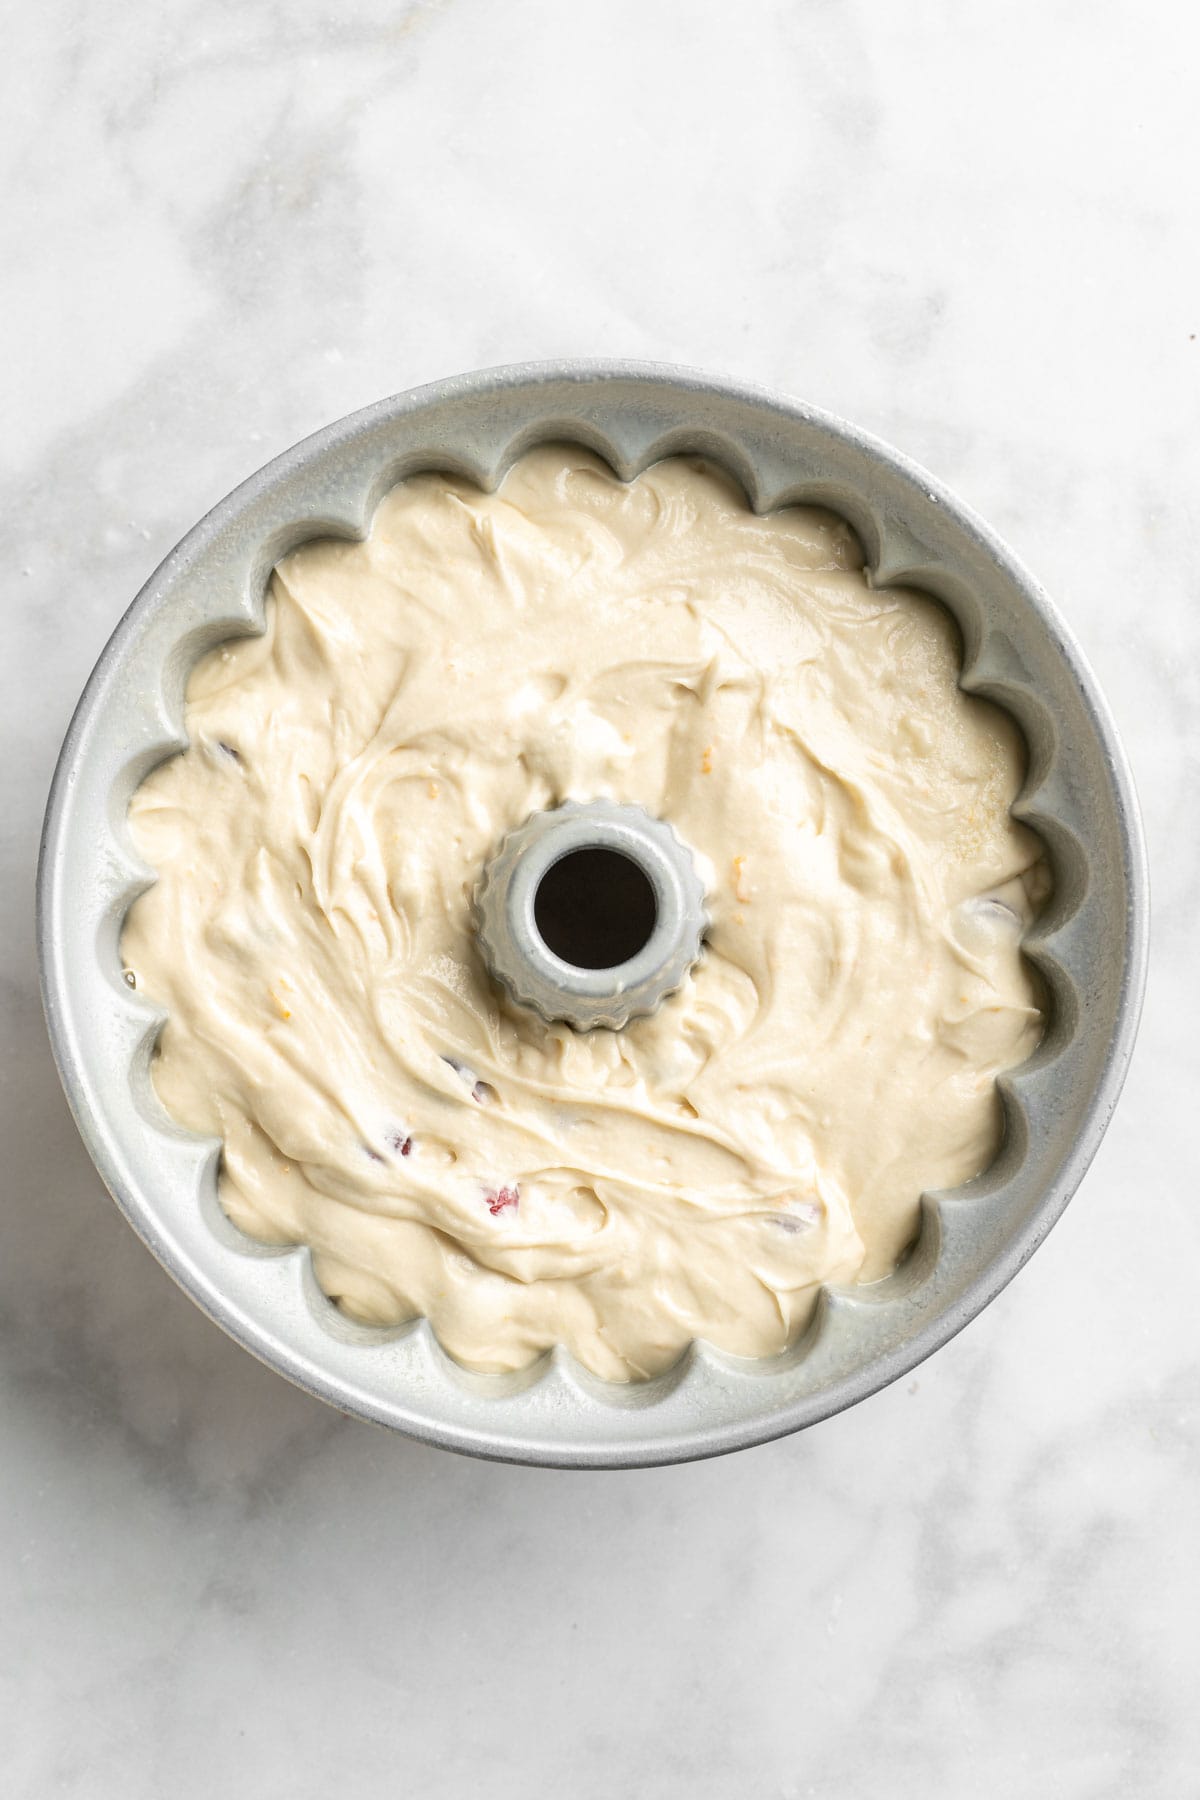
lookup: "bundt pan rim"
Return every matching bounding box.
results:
[37,361,1148,1467]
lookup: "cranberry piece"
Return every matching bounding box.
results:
[484,1185,519,1217]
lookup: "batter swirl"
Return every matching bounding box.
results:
[122,446,1047,1380]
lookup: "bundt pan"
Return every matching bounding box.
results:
[37,363,1148,1467]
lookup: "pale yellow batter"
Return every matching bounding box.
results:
[122,446,1047,1381]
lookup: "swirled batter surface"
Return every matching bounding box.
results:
[123,446,1047,1380]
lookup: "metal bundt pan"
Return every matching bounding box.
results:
[37,363,1149,1467]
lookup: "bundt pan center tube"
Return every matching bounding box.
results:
[37,362,1148,1467]
[475,800,709,1031]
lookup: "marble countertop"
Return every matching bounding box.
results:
[3,1,1196,1793]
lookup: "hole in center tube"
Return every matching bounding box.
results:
[533,848,657,971]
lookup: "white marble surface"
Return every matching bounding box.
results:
[3,1,1197,1792]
